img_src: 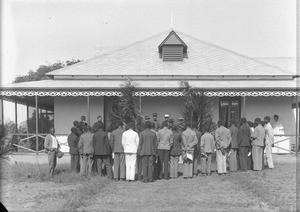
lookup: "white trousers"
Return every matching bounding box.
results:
[216,150,227,174]
[265,142,274,169]
[125,153,137,180]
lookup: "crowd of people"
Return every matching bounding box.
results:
[44,113,277,181]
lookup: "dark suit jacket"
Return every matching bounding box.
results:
[192,128,202,154]
[93,129,111,155]
[229,125,239,149]
[92,121,104,133]
[138,129,158,156]
[68,132,79,154]
[238,123,251,147]
[170,131,182,156]
[111,127,125,153]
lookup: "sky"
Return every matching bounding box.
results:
[0,0,296,124]
[1,0,296,86]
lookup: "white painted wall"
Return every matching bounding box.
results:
[54,96,104,135]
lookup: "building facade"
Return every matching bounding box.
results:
[1,30,299,153]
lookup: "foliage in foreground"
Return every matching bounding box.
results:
[110,79,143,131]
[180,81,214,132]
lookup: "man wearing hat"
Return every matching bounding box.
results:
[152,113,160,131]
[164,114,170,122]
[141,116,151,131]
[168,119,174,130]
[92,115,104,133]
[68,127,80,172]
[178,118,185,132]
[79,115,88,132]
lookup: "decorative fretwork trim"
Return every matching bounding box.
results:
[0,90,299,97]
[133,91,185,97]
[204,91,300,97]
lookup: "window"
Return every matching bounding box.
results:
[219,97,241,127]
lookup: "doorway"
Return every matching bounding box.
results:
[219,97,241,128]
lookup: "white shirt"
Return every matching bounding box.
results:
[121,129,139,153]
[51,135,58,149]
[264,123,274,144]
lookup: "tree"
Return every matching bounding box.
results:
[179,81,214,132]
[110,79,143,132]
[13,59,82,83]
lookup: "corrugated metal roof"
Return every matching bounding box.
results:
[47,30,291,77]
[2,79,297,90]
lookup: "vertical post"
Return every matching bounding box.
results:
[27,104,29,143]
[35,95,39,155]
[15,102,18,133]
[0,97,4,139]
[242,96,246,118]
[87,96,90,126]
[139,96,142,111]
[45,110,48,132]
[1,97,4,127]
[296,95,298,156]
[40,108,43,133]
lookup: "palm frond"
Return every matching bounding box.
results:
[180,81,214,132]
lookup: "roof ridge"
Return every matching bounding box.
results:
[174,30,290,75]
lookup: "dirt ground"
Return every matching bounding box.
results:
[0,154,297,212]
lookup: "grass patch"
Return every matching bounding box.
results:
[1,160,112,211]
[61,176,111,211]
[1,160,84,184]
[227,164,296,211]
[35,176,111,212]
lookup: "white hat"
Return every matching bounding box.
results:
[164,114,169,118]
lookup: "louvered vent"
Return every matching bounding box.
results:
[162,46,183,61]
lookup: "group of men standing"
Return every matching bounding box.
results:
[224,116,275,173]
[45,113,276,180]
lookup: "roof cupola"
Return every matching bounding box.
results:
[158,30,188,61]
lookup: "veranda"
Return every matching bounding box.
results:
[1,90,299,156]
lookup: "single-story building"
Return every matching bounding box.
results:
[1,30,299,153]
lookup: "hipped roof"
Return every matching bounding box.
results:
[46,29,293,77]
[2,29,298,97]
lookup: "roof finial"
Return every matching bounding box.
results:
[170,13,173,29]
